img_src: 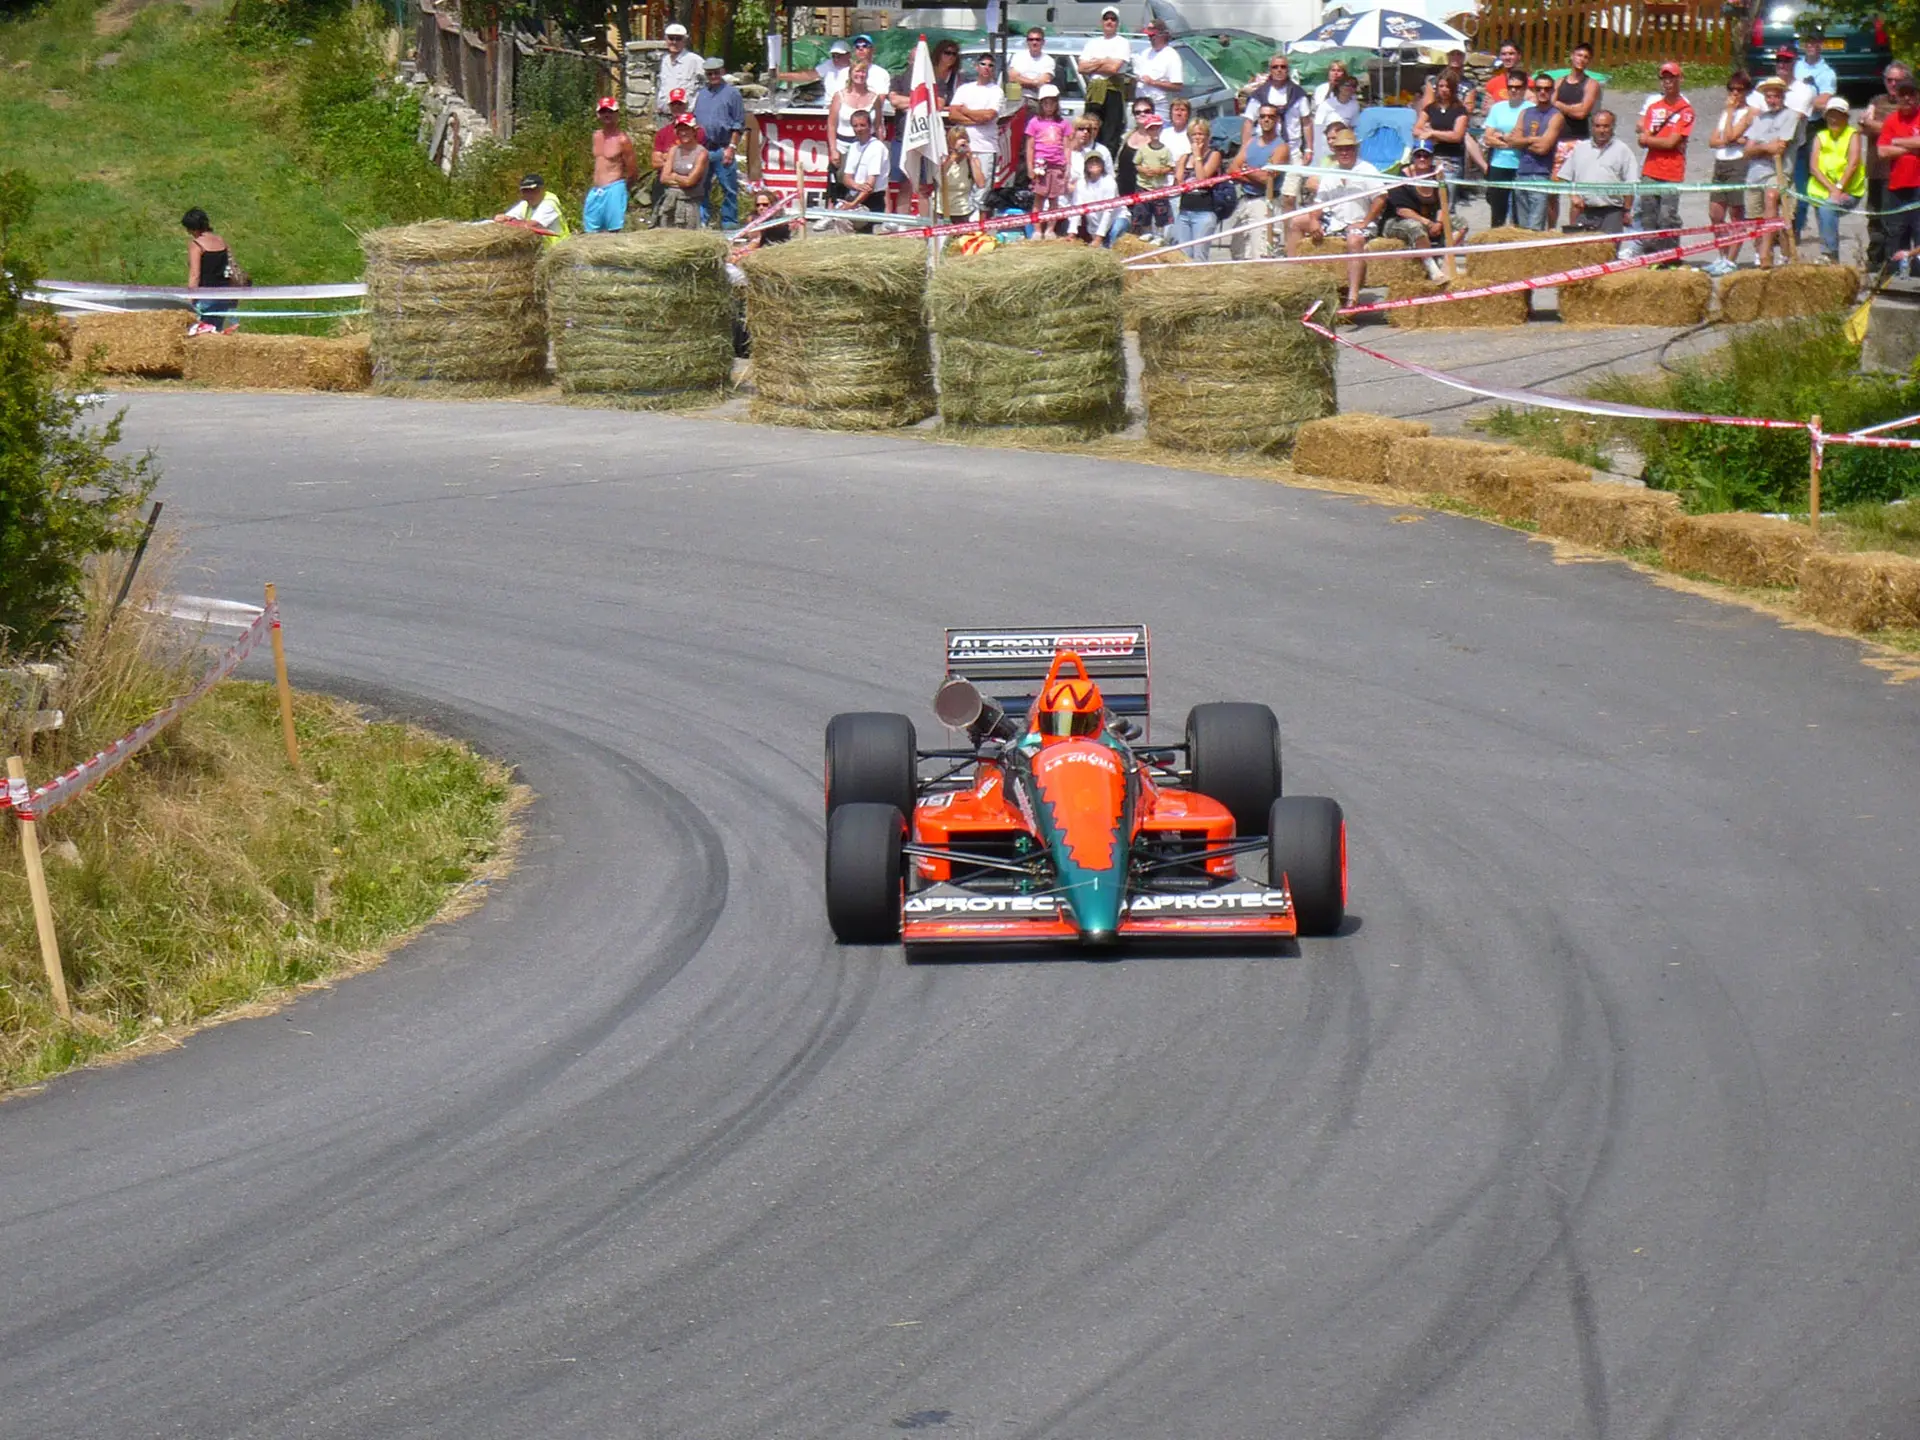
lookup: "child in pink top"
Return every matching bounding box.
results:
[1025,85,1074,227]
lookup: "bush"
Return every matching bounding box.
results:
[1590,317,1920,513]
[294,4,447,223]
[513,50,599,127]
[450,114,613,222]
[0,172,157,659]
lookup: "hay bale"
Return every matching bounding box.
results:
[1292,413,1431,484]
[1798,549,1920,631]
[1292,233,1425,290]
[361,220,547,393]
[181,333,371,391]
[1466,227,1616,286]
[1717,264,1861,324]
[1125,264,1338,454]
[1382,436,1586,518]
[69,308,193,376]
[1112,234,1190,265]
[1661,511,1815,587]
[1385,277,1530,328]
[928,243,1127,436]
[742,235,934,430]
[1560,267,1712,327]
[1535,481,1684,550]
[540,231,733,409]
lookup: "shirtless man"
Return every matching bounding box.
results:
[583,96,639,233]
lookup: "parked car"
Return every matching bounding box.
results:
[1738,2,1894,98]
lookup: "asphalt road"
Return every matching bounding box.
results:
[4,393,1919,1440]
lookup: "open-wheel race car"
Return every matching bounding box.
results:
[823,625,1346,949]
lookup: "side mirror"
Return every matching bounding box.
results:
[933,676,985,729]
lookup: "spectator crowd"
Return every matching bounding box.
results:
[491,18,1920,299]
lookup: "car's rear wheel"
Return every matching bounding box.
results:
[826,803,905,944]
[1186,702,1282,836]
[825,712,916,820]
[1269,795,1345,937]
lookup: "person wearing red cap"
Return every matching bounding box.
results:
[1630,63,1692,258]
[649,90,704,222]
[656,113,710,229]
[584,97,638,232]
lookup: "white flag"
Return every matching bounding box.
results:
[899,34,948,188]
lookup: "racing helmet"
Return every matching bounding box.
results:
[1037,676,1105,740]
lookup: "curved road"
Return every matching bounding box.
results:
[4,394,1918,1439]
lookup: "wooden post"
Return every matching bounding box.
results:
[8,756,70,1021]
[1437,177,1457,283]
[1809,414,1822,530]
[265,583,300,769]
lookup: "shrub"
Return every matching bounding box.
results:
[294,4,448,223]
[513,50,598,127]
[1589,317,1920,513]
[0,172,157,659]
[450,114,610,222]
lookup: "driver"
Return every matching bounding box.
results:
[1035,675,1105,743]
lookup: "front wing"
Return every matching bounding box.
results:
[900,879,1298,944]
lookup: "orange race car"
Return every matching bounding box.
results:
[823,625,1347,950]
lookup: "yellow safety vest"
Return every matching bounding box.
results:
[1810,124,1866,201]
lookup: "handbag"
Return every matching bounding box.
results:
[229,260,253,287]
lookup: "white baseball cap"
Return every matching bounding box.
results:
[1038,82,1060,98]
[664,22,688,37]
[1100,5,1121,17]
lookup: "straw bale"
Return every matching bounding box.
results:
[1660,511,1815,587]
[39,313,74,368]
[1560,267,1711,327]
[1535,481,1684,550]
[1384,276,1530,328]
[69,308,193,376]
[1112,234,1191,265]
[1291,413,1430,484]
[1292,233,1425,290]
[928,243,1127,435]
[1717,264,1861,324]
[1382,435,1585,518]
[1465,227,1616,286]
[182,333,371,391]
[742,235,934,429]
[1798,549,1920,631]
[540,231,733,409]
[361,220,547,392]
[1126,265,1338,454]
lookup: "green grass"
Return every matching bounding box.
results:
[0,681,515,1089]
[1832,498,1920,557]
[1475,405,1612,470]
[0,0,446,286]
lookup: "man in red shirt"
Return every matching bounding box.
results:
[1876,82,1920,271]
[1631,61,1693,258]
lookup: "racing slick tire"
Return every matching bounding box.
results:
[1186,702,1283,836]
[1268,795,1346,937]
[826,803,906,944]
[825,712,917,820]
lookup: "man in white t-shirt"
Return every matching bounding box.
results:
[950,53,1008,176]
[1136,20,1184,120]
[1077,7,1135,152]
[833,108,890,229]
[656,24,704,115]
[494,172,568,242]
[1009,27,1056,101]
[848,34,890,99]
[1287,124,1385,305]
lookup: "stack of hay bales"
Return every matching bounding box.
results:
[181,334,372,392]
[1660,512,1814,586]
[1128,265,1339,455]
[1291,233,1425,290]
[540,231,733,409]
[1534,481,1684,550]
[1561,268,1712,327]
[1384,435,1593,520]
[1799,550,1920,630]
[361,220,547,394]
[927,243,1127,437]
[1291,414,1431,484]
[742,235,934,429]
[68,309,194,377]
[1717,264,1860,323]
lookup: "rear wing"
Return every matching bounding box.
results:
[943,624,1151,735]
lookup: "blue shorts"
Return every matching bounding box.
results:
[582,182,629,233]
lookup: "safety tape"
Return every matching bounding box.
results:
[1,603,275,823]
[1333,221,1781,314]
[827,172,1231,240]
[36,281,369,301]
[1144,219,1764,271]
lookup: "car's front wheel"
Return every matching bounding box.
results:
[1268,795,1345,937]
[1186,702,1282,836]
[826,803,905,944]
[824,711,917,820]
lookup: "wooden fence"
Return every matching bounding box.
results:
[1466,1,1742,70]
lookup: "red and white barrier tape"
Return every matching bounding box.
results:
[1159,219,1766,271]
[1335,221,1782,315]
[1,602,276,824]
[859,173,1227,241]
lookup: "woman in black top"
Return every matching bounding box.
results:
[1415,75,1469,175]
[1115,98,1156,196]
[182,207,237,334]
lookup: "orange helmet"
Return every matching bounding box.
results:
[1038,675,1104,740]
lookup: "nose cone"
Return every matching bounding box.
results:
[1030,740,1129,942]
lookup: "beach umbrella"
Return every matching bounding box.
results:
[1288,8,1469,52]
